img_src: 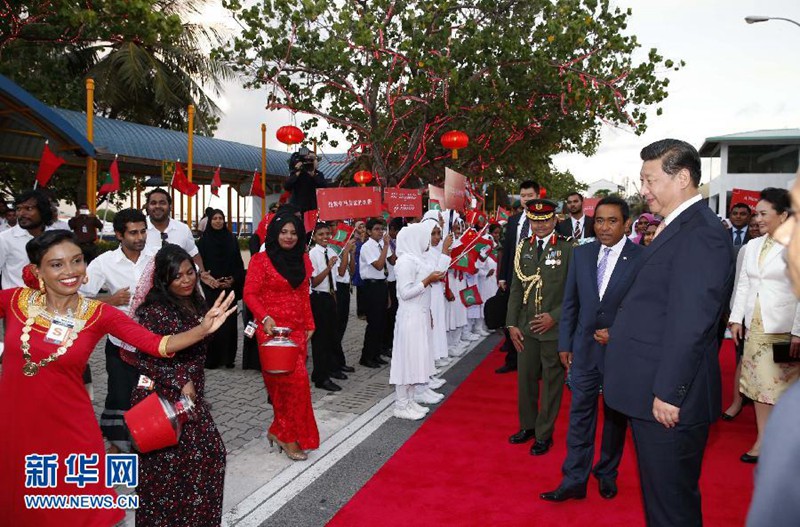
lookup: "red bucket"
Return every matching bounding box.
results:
[124,392,179,453]
[260,327,299,374]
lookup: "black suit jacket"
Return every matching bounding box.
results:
[604,200,734,424]
[499,212,523,284]
[558,239,642,372]
[557,216,595,239]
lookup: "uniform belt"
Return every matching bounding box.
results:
[363,278,386,284]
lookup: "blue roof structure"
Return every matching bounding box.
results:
[0,74,95,164]
[53,108,350,183]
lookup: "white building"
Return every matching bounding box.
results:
[700,129,800,215]
[585,178,625,197]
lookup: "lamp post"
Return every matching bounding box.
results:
[745,15,800,28]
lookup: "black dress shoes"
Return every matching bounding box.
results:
[340,365,356,373]
[315,380,342,392]
[508,429,536,444]
[720,409,741,421]
[540,486,586,502]
[359,359,381,369]
[330,371,348,380]
[495,365,516,374]
[530,438,553,456]
[740,452,759,464]
[374,357,389,366]
[598,479,618,499]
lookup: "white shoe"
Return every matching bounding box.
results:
[476,328,491,336]
[435,358,450,367]
[409,401,430,414]
[433,367,442,375]
[425,388,445,401]
[393,405,426,420]
[415,390,444,405]
[462,332,480,342]
[429,377,446,390]
[450,344,466,358]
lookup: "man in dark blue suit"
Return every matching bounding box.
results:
[540,196,641,503]
[603,140,734,527]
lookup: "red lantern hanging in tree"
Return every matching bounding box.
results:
[440,130,469,159]
[353,170,374,186]
[276,125,305,146]
[539,187,547,198]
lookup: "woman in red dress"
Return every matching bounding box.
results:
[244,211,319,461]
[0,230,236,527]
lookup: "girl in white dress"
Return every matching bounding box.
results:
[445,217,470,355]
[422,211,452,369]
[390,222,447,420]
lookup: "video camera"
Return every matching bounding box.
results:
[290,147,318,173]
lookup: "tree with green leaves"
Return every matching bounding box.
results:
[217,0,682,187]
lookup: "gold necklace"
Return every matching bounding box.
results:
[21,291,88,377]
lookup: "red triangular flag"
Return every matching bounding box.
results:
[249,171,265,198]
[211,166,221,197]
[98,158,121,195]
[171,163,199,197]
[35,142,65,187]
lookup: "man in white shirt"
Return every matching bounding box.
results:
[81,208,156,453]
[0,190,54,289]
[143,188,217,289]
[0,208,17,233]
[728,202,751,255]
[309,223,345,392]
[556,192,595,240]
[334,237,357,375]
[359,218,391,368]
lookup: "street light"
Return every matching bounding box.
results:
[745,15,800,28]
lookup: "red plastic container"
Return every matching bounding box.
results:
[260,327,299,374]
[125,392,193,453]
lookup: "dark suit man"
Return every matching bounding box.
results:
[497,180,540,374]
[604,139,735,527]
[556,192,595,240]
[541,197,642,502]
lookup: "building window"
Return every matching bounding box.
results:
[728,144,800,174]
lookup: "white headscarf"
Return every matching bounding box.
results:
[396,222,432,259]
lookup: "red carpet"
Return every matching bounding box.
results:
[328,341,755,526]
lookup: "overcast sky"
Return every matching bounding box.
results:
[207,0,800,193]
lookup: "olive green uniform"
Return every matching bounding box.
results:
[506,234,573,441]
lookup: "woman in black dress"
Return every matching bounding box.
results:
[197,209,245,369]
[131,245,226,526]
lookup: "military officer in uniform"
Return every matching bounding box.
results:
[506,199,574,456]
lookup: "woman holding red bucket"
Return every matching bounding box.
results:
[0,230,236,527]
[129,244,229,525]
[244,210,320,462]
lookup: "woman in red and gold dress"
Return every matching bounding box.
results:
[0,230,236,527]
[244,211,319,461]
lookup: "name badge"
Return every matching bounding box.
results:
[44,317,75,345]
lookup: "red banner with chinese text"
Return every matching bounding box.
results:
[730,188,761,212]
[316,187,383,221]
[385,188,422,217]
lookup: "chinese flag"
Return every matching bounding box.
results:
[211,166,222,196]
[98,158,121,195]
[35,142,65,187]
[303,210,318,234]
[171,163,199,196]
[459,284,483,307]
[249,171,265,198]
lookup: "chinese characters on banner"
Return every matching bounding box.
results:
[730,188,761,212]
[384,188,423,217]
[444,168,467,211]
[316,187,383,221]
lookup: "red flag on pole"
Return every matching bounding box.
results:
[171,162,199,196]
[211,166,222,197]
[249,171,265,198]
[35,142,65,188]
[98,158,121,195]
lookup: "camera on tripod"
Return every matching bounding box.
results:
[292,147,317,172]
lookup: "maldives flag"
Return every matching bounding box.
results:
[496,206,510,224]
[35,142,65,187]
[429,199,442,211]
[98,158,121,195]
[249,171,265,198]
[459,285,483,307]
[473,235,494,256]
[451,245,478,274]
[331,222,354,246]
[466,210,488,227]
[171,163,199,196]
[211,166,222,196]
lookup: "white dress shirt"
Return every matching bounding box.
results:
[571,215,586,238]
[0,225,52,289]
[145,217,199,257]
[663,194,703,226]
[730,227,747,246]
[81,246,157,346]
[597,236,627,300]
[386,241,397,282]
[359,238,387,280]
[309,244,338,293]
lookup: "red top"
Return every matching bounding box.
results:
[0,288,167,527]
[243,251,314,346]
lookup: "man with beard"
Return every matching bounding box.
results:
[557,192,595,241]
[143,188,217,288]
[81,208,158,453]
[0,190,54,289]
